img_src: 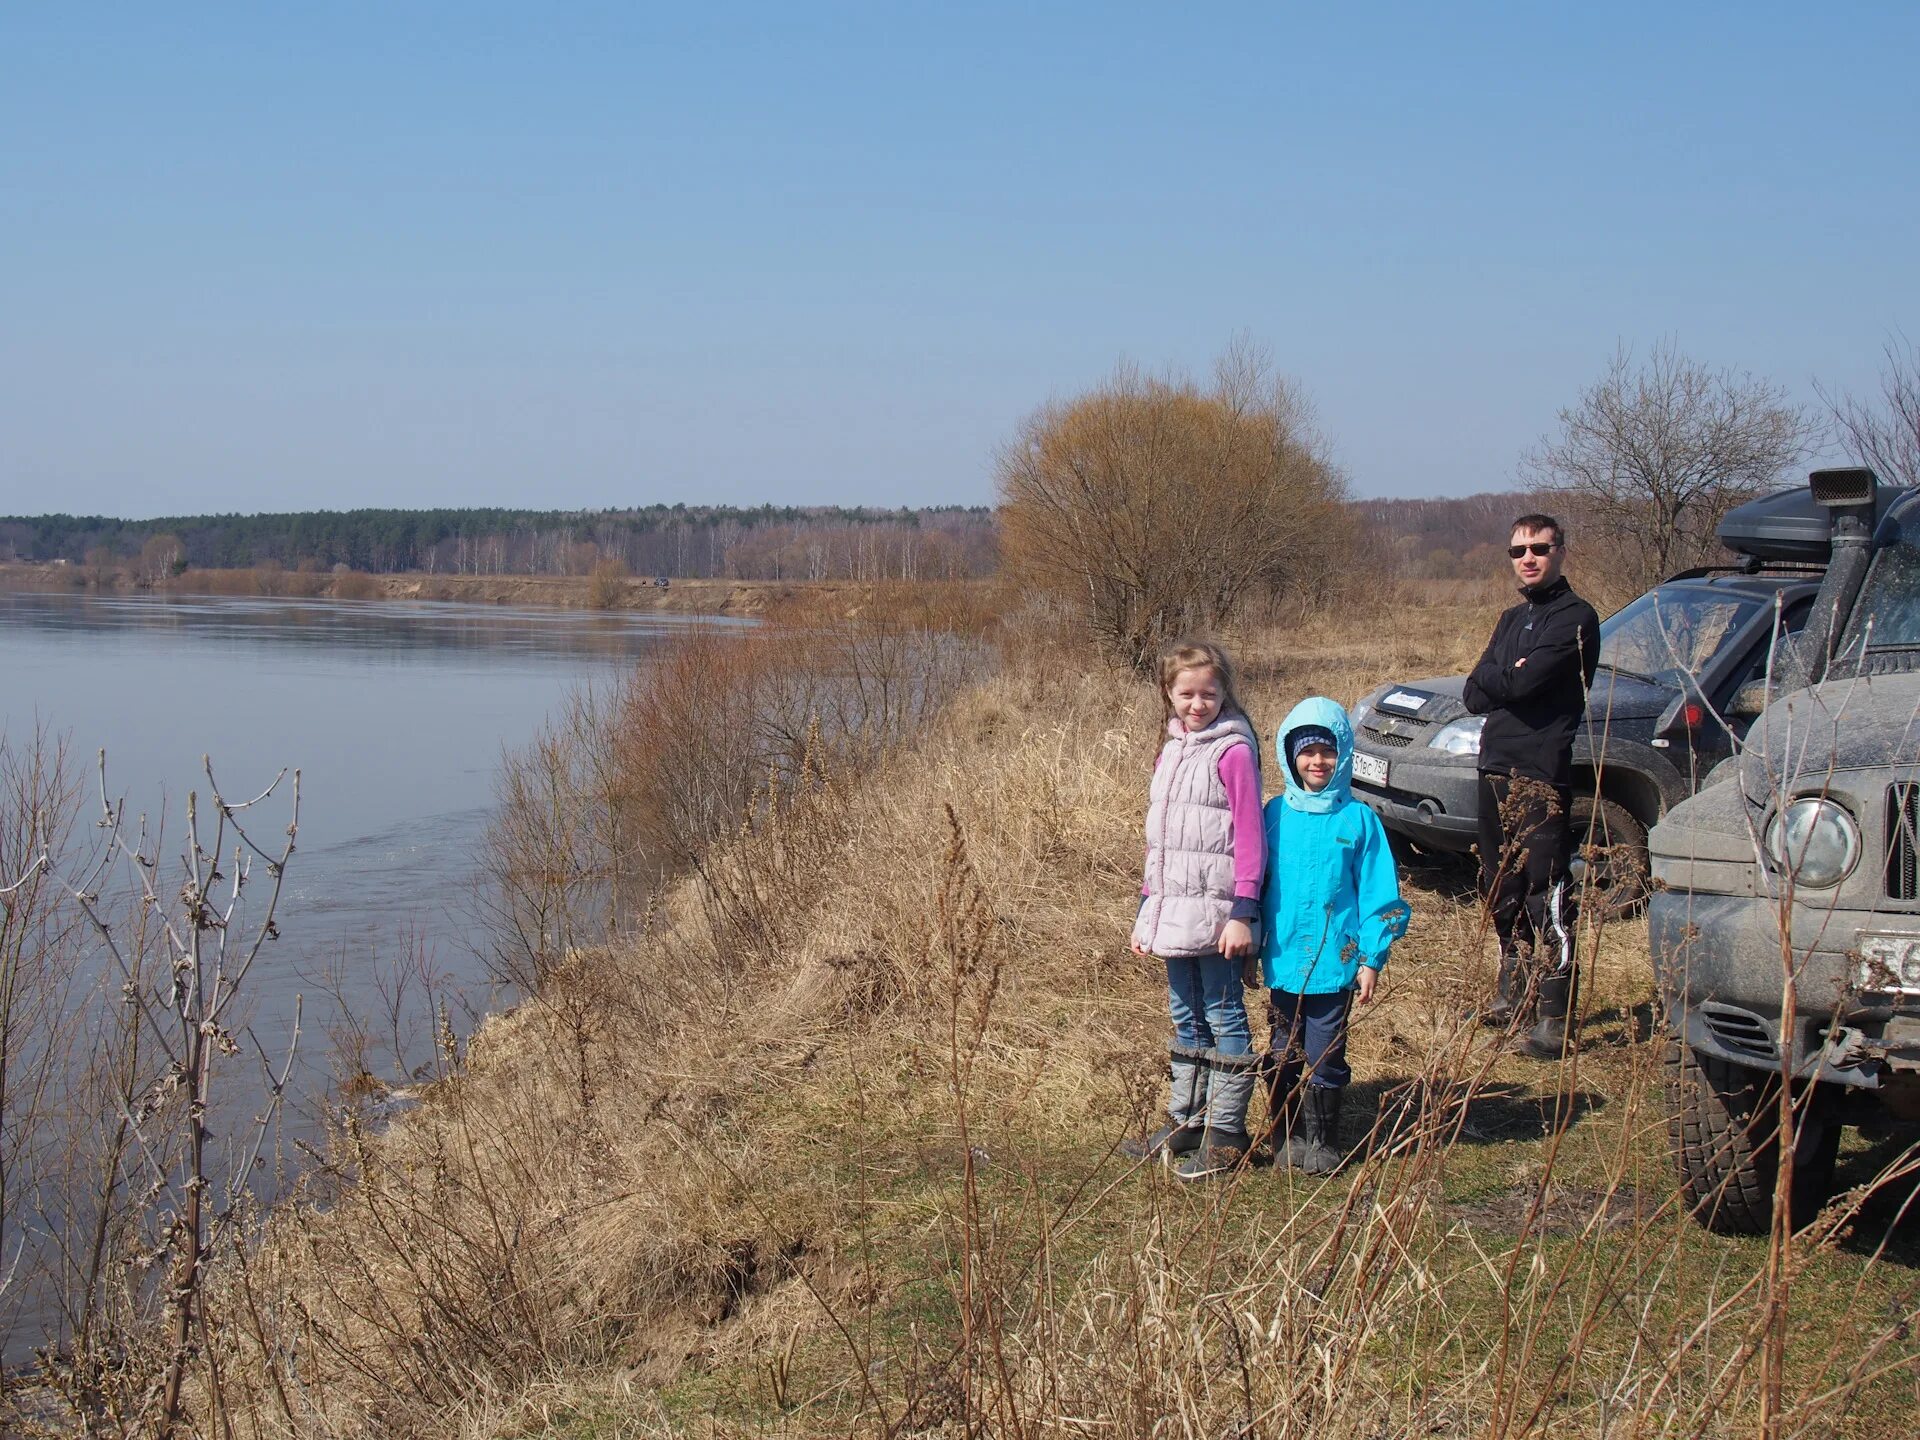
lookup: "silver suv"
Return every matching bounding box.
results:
[1649,468,1920,1232]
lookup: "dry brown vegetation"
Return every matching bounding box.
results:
[0,576,1890,1438]
[997,343,1351,669]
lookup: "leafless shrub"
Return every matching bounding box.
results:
[996,338,1351,670]
[0,747,300,1439]
[585,558,627,611]
[482,609,993,989]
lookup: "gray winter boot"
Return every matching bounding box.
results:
[1174,1050,1257,1180]
[1122,1042,1210,1160]
[1286,1084,1346,1175]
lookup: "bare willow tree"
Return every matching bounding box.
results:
[996,341,1350,669]
[1819,334,1920,490]
[1523,342,1813,594]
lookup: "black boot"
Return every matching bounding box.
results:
[1286,1085,1346,1175]
[1517,967,1577,1061]
[1479,948,1526,1029]
[1122,1043,1209,1159]
[1260,1057,1303,1165]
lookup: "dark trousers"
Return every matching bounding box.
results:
[1476,771,1576,972]
[1266,988,1353,1089]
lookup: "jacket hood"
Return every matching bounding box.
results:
[1276,695,1353,813]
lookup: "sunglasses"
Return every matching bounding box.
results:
[1508,542,1559,558]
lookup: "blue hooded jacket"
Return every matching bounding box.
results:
[1258,696,1411,994]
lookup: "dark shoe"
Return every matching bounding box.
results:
[1478,948,1526,1028]
[1172,1132,1252,1180]
[1121,1121,1201,1160]
[1516,968,1577,1061]
[1286,1085,1346,1175]
[1261,1057,1303,1162]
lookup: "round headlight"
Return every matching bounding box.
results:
[1764,798,1860,888]
[1428,715,1485,756]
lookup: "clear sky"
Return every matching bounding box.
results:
[2,2,1915,517]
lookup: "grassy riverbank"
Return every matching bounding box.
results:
[14,581,1915,1437]
[136,582,1909,1440]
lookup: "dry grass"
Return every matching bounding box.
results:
[66,585,1920,1438]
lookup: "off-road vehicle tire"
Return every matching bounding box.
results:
[1665,1039,1839,1234]
[1572,793,1650,920]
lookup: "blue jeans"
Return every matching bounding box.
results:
[1166,954,1251,1056]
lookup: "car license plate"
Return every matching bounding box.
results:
[1858,932,1920,994]
[1353,753,1388,786]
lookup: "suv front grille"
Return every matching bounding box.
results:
[1362,712,1434,752]
[1889,783,1920,901]
[1701,1004,1777,1061]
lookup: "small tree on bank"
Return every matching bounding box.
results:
[1523,342,1812,595]
[995,343,1349,670]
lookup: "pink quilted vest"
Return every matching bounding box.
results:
[1131,710,1258,958]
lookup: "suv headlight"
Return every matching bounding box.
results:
[1764,798,1860,888]
[1350,696,1374,731]
[1428,715,1484,756]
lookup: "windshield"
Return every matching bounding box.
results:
[1599,588,1760,687]
[1841,507,1920,651]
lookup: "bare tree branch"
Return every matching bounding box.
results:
[1523,341,1813,595]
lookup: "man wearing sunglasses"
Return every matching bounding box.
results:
[1462,514,1601,1059]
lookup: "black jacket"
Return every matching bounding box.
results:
[1462,576,1601,787]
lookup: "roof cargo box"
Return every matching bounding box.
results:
[1716,486,1833,563]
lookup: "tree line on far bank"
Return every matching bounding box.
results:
[0,503,998,584]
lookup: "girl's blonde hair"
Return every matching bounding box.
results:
[1157,639,1250,734]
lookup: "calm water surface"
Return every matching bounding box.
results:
[0,590,741,1094]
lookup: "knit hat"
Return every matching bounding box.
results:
[1288,725,1337,762]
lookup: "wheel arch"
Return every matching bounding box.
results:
[1574,763,1665,831]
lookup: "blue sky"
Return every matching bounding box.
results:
[2,3,1915,516]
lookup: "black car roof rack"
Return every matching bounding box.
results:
[1716,485,1839,563]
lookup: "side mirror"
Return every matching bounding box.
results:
[1728,680,1771,720]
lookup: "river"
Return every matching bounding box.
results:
[3,588,749,1060]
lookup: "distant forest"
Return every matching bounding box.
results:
[0,493,1563,584]
[0,504,998,581]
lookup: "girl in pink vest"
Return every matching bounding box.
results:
[1121,640,1266,1179]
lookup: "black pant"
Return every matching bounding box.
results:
[1266,988,1353,1089]
[1476,771,1575,973]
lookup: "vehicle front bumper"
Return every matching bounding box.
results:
[1350,748,1480,854]
[1649,888,1920,1088]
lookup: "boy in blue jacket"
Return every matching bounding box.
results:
[1259,697,1411,1174]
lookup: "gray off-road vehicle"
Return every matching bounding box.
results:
[1649,468,1920,1232]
